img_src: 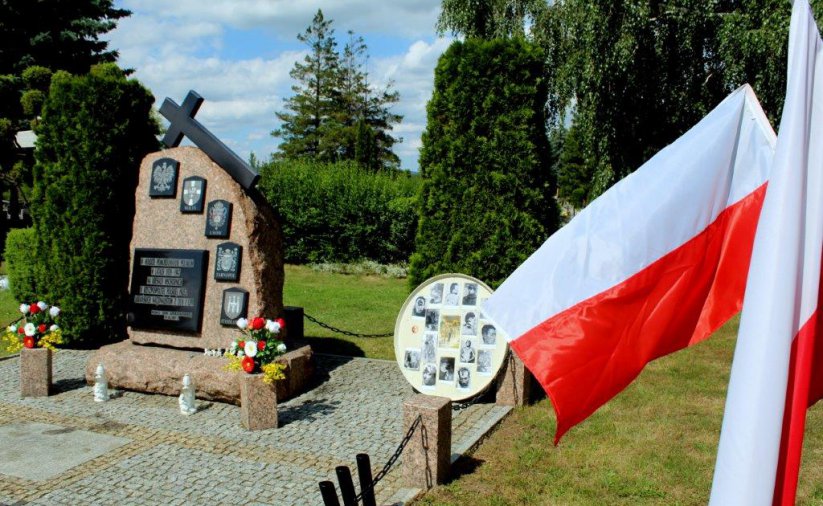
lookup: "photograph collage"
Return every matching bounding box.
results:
[397,275,505,400]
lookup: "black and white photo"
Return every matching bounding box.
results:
[462,312,477,336]
[404,349,421,371]
[457,367,471,389]
[422,333,437,363]
[462,283,478,305]
[411,296,426,318]
[444,282,460,305]
[459,338,476,363]
[425,308,440,331]
[429,282,444,305]
[438,357,455,382]
[477,349,492,374]
[422,364,437,387]
[481,324,497,345]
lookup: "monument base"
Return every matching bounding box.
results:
[84,340,314,405]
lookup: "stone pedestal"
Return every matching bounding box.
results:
[402,394,451,490]
[496,352,533,407]
[239,373,278,431]
[20,348,52,398]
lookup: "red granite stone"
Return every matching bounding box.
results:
[240,373,278,430]
[402,394,451,489]
[20,347,51,398]
[495,352,533,407]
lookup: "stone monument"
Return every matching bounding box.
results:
[86,91,313,404]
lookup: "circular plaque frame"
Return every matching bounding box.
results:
[394,273,508,401]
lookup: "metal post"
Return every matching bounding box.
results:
[318,481,341,506]
[356,453,377,506]
[335,466,357,506]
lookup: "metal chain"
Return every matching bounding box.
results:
[452,390,488,412]
[354,414,422,502]
[304,313,393,338]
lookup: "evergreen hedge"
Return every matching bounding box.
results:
[258,160,419,265]
[409,38,559,287]
[5,227,37,302]
[27,64,158,346]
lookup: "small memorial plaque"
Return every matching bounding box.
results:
[214,242,242,281]
[180,176,206,213]
[129,249,208,332]
[220,287,249,326]
[205,199,232,238]
[149,158,179,198]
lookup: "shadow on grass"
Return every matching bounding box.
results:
[301,335,367,357]
[446,455,486,484]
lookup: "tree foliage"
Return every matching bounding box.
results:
[409,38,558,287]
[28,64,158,345]
[274,10,402,170]
[436,0,548,38]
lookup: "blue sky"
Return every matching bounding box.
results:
[105,0,453,171]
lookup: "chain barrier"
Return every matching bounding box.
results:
[304,313,394,338]
[353,414,422,503]
[452,390,488,412]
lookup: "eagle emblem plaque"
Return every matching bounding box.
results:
[149,158,179,198]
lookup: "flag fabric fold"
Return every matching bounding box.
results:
[709,2,823,504]
[482,84,776,443]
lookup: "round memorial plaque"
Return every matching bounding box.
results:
[394,273,508,401]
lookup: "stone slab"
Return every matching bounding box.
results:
[240,373,278,430]
[495,352,533,406]
[128,147,285,350]
[20,347,51,397]
[0,422,130,480]
[85,340,313,405]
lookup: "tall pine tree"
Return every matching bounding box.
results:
[274,11,402,170]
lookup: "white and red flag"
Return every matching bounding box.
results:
[710,2,823,504]
[482,84,776,443]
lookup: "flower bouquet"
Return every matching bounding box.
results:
[1,301,63,353]
[225,316,287,384]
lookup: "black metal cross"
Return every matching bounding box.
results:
[159,90,260,190]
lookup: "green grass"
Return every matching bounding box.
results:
[0,289,20,357]
[283,264,406,360]
[414,315,823,505]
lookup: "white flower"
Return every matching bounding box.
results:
[265,319,277,333]
[19,304,29,314]
[8,325,16,333]
[230,341,238,353]
[49,306,60,318]
[237,350,245,358]
[36,301,47,311]
[24,323,35,337]
[49,324,59,332]
[276,343,287,353]
[244,340,258,358]
[235,317,248,330]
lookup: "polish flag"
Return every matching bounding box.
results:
[482,84,776,443]
[710,2,823,504]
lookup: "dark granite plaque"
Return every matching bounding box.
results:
[149,158,179,198]
[205,199,232,238]
[180,176,206,213]
[129,249,208,332]
[214,242,242,281]
[220,287,248,326]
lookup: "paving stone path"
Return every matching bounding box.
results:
[0,350,510,505]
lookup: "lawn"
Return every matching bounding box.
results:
[282,264,407,360]
[414,315,823,505]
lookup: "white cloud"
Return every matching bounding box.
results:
[107,1,449,170]
[119,0,441,38]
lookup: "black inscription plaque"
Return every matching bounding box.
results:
[220,287,248,326]
[214,242,242,281]
[149,158,179,198]
[129,248,208,332]
[180,176,206,213]
[205,199,232,238]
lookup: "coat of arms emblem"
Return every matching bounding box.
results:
[218,246,237,272]
[223,291,243,319]
[152,162,176,192]
[184,180,202,206]
[209,201,227,227]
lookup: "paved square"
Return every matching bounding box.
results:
[0,422,130,481]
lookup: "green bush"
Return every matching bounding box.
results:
[30,63,158,346]
[5,227,37,302]
[258,160,420,264]
[409,38,559,287]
